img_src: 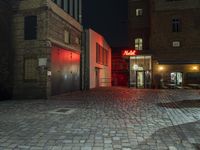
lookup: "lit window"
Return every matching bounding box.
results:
[172,18,181,32]
[172,41,181,47]
[24,58,37,81]
[64,30,70,44]
[136,9,143,16]
[135,38,143,50]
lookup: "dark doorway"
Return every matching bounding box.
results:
[95,68,100,87]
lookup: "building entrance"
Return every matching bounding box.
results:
[129,56,152,88]
[136,71,145,88]
[170,72,183,86]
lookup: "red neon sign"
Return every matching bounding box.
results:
[122,50,137,56]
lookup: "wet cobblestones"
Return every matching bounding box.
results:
[0,87,200,150]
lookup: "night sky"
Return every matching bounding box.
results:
[82,0,128,47]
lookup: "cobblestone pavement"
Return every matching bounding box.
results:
[0,87,200,150]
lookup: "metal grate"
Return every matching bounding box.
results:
[49,108,76,115]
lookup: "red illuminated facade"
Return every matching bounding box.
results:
[112,47,152,88]
[112,47,129,86]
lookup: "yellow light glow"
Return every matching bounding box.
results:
[192,66,198,71]
[158,66,164,71]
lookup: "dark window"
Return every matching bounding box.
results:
[53,0,57,3]
[172,18,181,32]
[24,16,37,40]
[61,0,64,9]
[96,43,108,66]
[96,43,100,64]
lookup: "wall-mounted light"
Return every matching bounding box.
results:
[158,66,164,71]
[192,66,198,71]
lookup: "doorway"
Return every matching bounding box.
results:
[170,72,183,85]
[136,71,145,88]
[95,68,100,87]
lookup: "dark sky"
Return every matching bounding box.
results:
[82,0,128,47]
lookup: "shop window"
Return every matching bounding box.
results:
[24,16,37,40]
[135,38,143,50]
[24,58,37,81]
[185,73,200,83]
[170,72,183,85]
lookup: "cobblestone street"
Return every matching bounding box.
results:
[0,87,200,150]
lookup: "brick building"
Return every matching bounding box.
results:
[10,0,83,99]
[151,0,200,88]
[122,0,200,88]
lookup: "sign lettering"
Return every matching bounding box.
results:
[122,50,137,56]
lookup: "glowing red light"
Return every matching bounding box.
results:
[122,50,137,56]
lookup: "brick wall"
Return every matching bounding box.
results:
[150,9,200,61]
[12,0,82,98]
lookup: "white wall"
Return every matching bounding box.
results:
[87,29,112,89]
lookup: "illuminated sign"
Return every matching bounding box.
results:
[122,50,137,56]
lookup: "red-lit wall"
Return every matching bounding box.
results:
[51,46,80,95]
[112,48,129,86]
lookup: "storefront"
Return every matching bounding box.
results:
[153,63,200,89]
[122,50,152,88]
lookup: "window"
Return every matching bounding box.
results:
[136,9,143,16]
[135,38,143,50]
[24,16,37,40]
[64,0,69,13]
[104,49,108,66]
[24,58,37,81]
[96,43,108,66]
[53,0,57,3]
[96,44,100,64]
[64,30,70,44]
[56,0,62,6]
[172,18,181,32]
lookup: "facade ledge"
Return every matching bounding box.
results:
[48,38,81,54]
[47,0,83,32]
